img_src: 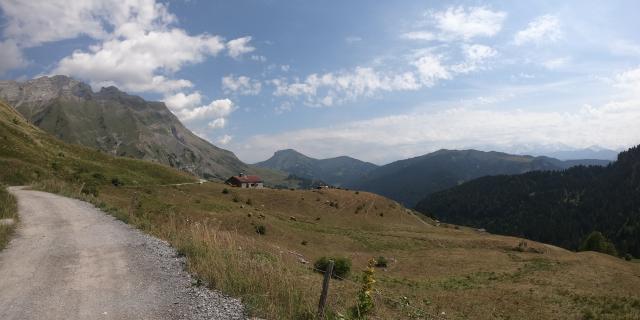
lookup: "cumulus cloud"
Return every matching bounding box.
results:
[451,44,498,73]
[1,0,258,96]
[163,92,203,110]
[412,55,451,85]
[237,100,640,164]
[0,40,27,74]
[227,36,255,59]
[406,6,506,42]
[222,75,262,95]
[208,118,226,129]
[176,98,235,122]
[218,134,232,145]
[434,6,506,40]
[52,28,226,93]
[514,15,562,45]
[271,66,425,106]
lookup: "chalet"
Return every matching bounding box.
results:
[225,173,264,189]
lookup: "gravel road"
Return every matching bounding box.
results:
[0,187,247,320]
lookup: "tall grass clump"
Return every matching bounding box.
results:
[0,185,18,250]
[166,220,320,319]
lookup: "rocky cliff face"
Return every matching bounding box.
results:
[0,75,247,180]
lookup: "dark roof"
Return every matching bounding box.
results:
[227,175,263,183]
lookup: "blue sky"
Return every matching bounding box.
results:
[1,0,639,164]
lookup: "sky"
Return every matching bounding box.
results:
[1,0,639,164]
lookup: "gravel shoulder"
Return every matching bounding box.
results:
[0,187,246,320]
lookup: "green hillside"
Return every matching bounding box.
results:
[416,145,640,257]
[0,99,194,187]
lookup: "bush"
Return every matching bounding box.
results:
[624,253,633,261]
[313,256,351,279]
[579,231,618,256]
[111,177,123,187]
[222,188,229,194]
[375,256,388,268]
[255,225,266,235]
[232,194,240,203]
[301,240,308,246]
[246,198,253,205]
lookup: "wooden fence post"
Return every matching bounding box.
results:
[317,260,334,319]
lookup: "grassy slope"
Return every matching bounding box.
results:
[2,100,640,319]
[0,100,194,186]
[0,186,17,250]
[96,183,640,319]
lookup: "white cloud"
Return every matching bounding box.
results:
[176,98,235,122]
[227,36,255,59]
[542,57,569,70]
[400,31,436,41]
[237,100,640,164]
[431,6,507,41]
[0,40,27,74]
[514,15,562,46]
[222,75,262,95]
[163,92,203,110]
[412,55,451,85]
[271,66,425,106]
[451,44,498,73]
[218,134,232,145]
[208,118,226,129]
[53,28,225,93]
[614,66,640,93]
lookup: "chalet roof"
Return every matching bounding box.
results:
[228,175,263,183]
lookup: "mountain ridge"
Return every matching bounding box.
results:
[0,75,282,183]
[254,149,378,186]
[348,149,611,207]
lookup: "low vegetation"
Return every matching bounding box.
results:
[0,185,18,250]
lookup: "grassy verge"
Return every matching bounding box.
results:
[0,185,18,250]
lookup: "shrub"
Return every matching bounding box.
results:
[579,231,618,256]
[375,256,388,268]
[301,240,308,246]
[222,188,229,194]
[624,253,633,261]
[246,198,253,205]
[255,225,266,235]
[314,256,351,279]
[232,194,240,203]
[111,177,123,187]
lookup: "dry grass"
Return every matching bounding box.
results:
[31,180,637,319]
[0,185,18,250]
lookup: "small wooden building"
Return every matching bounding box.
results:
[225,173,264,188]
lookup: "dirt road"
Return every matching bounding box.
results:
[0,187,246,320]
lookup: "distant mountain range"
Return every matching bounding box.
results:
[254,148,611,206]
[0,76,293,186]
[254,149,378,187]
[348,149,611,207]
[415,145,640,257]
